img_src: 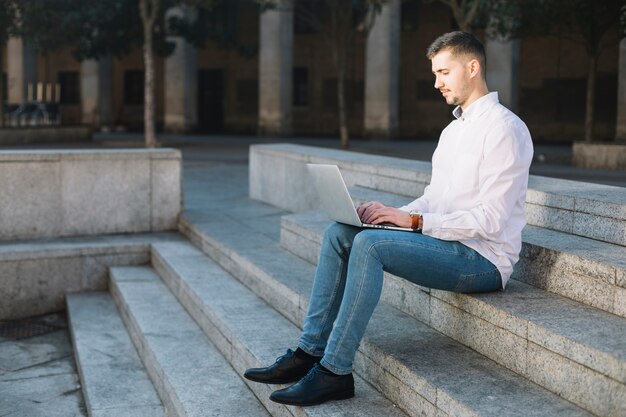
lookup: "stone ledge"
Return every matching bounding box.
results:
[0,233,182,320]
[0,148,180,162]
[0,148,182,241]
[250,143,626,246]
[279,209,626,409]
[345,185,626,309]
[109,266,277,417]
[175,217,598,417]
[573,142,626,170]
[0,126,91,145]
[66,292,166,417]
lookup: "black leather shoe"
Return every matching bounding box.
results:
[244,349,320,384]
[269,363,355,406]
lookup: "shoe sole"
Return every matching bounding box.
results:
[270,388,355,407]
[243,374,304,385]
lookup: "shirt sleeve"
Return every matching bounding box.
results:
[398,187,431,214]
[422,122,533,241]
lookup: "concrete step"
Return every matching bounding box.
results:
[0,232,182,320]
[280,208,626,417]
[249,143,626,246]
[66,292,165,417]
[345,184,626,319]
[109,266,270,417]
[178,213,595,417]
[151,241,408,417]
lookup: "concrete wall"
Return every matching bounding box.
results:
[0,233,183,320]
[572,142,626,171]
[0,149,182,241]
[250,144,626,247]
[0,126,92,145]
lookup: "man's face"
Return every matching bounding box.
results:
[431,49,472,108]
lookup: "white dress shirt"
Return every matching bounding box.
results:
[399,92,533,288]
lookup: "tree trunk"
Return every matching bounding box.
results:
[337,58,349,149]
[0,44,4,128]
[140,0,158,148]
[584,54,597,142]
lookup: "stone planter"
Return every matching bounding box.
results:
[572,142,626,170]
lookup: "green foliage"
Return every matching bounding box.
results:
[475,0,625,47]
[169,0,258,57]
[10,0,245,61]
[0,0,18,45]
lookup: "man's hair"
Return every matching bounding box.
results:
[426,31,486,78]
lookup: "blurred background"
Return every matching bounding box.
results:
[0,0,624,148]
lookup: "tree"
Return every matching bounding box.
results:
[138,0,220,147]
[296,0,386,148]
[70,0,214,147]
[487,0,625,142]
[549,0,624,142]
[259,0,386,148]
[0,0,18,127]
[139,0,160,147]
[434,0,482,32]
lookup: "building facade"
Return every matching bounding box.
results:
[1,1,623,142]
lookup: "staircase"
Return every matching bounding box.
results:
[65,145,625,417]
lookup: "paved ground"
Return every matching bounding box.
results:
[94,133,626,188]
[0,314,86,417]
[0,132,623,416]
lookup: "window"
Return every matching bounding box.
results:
[293,67,309,106]
[57,71,80,104]
[124,70,144,105]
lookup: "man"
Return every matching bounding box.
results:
[244,31,533,407]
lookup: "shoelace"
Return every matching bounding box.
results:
[302,363,321,383]
[274,348,294,364]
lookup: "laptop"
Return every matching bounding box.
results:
[306,163,418,232]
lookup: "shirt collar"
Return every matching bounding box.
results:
[452,91,499,121]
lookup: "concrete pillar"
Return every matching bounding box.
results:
[164,6,198,133]
[364,0,400,140]
[7,37,37,104]
[616,38,626,142]
[485,37,520,113]
[258,0,293,136]
[81,56,112,129]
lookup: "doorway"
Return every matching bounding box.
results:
[198,69,224,133]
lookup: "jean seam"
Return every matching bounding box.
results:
[455,268,501,292]
[328,239,382,372]
[370,238,478,260]
[310,242,351,347]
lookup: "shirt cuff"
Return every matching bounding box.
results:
[421,212,441,237]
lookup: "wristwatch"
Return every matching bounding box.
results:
[409,210,423,230]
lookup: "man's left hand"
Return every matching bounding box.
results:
[361,206,413,228]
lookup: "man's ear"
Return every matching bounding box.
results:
[467,59,481,79]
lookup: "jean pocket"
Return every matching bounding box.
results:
[454,269,502,293]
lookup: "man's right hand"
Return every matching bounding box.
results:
[356,201,386,222]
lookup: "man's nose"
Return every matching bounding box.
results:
[434,76,443,89]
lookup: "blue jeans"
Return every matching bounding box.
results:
[297,222,502,375]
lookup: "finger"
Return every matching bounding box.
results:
[365,208,388,223]
[363,207,381,223]
[357,201,373,217]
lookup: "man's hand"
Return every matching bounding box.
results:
[357,201,413,228]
